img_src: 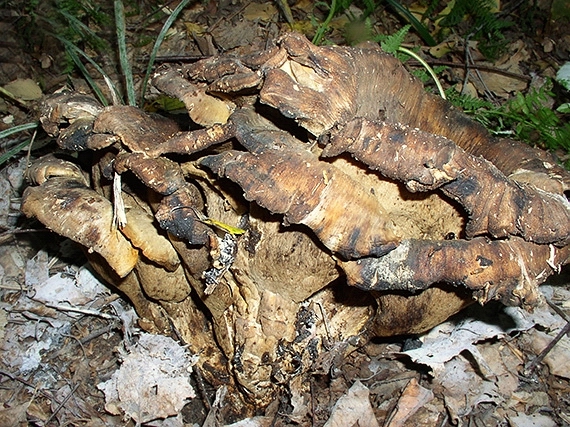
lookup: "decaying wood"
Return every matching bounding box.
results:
[23,32,570,418]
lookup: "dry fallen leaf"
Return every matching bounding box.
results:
[0,400,31,426]
[2,78,42,101]
[98,333,196,424]
[243,2,277,22]
[385,378,434,427]
[473,40,529,98]
[323,380,380,427]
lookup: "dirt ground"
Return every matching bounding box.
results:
[1,0,570,426]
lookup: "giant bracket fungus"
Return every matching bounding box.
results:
[22,33,570,417]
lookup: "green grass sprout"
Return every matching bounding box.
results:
[115,0,136,106]
[140,0,192,107]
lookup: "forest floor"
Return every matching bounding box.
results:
[1,0,570,426]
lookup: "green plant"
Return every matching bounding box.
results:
[311,0,436,47]
[21,0,189,107]
[312,0,345,45]
[383,0,436,46]
[310,2,445,96]
[0,123,39,167]
[436,0,512,60]
[373,25,446,98]
[26,0,112,59]
[447,83,570,163]
[0,0,190,168]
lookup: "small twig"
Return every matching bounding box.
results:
[0,369,55,401]
[310,376,316,427]
[462,37,499,104]
[79,322,120,345]
[0,283,28,291]
[152,54,209,63]
[408,59,532,82]
[523,301,570,375]
[193,366,212,411]
[51,323,119,360]
[207,0,253,33]
[437,414,449,427]
[61,333,87,358]
[44,303,117,320]
[44,382,80,425]
[546,298,570,323]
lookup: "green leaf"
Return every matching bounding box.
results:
[556,103,570,113]
[383,0,436,46]
[0,122,39,166]
[556,62,570,91]
[0,122,39,139]
[376,24,411,53]
[54,34,117,106]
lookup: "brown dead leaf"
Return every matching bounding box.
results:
[385,378,434,427]
[524,329,570,379]
[0,400,30,426]
[473,40,529,97]
[2,78,42,101]
[243,2,277,22]
[323,381,380,427]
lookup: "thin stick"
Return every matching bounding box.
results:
[207,0,252,33]
[44,303,117,320]
[408,58,531,82]
[193,366,212,411]
[0,369,55,401]
[44,382,80,425]
[524,314,570,375]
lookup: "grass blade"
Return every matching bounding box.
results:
[115,0,136,107]
[66,45,109,106]
[139,0,192,107]
[398,47,446,99]
[384,0,437,47]
[0,122,39,166]
[312,0,338,45]
[59,9,109,50]
[0,122,38,139]
[0,139,32,165]
[54,33,124,106]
